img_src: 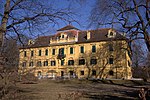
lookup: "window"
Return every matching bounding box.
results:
[79,59,85,65]
[22,62,26,67]
[45,49,48,56]
[59,48,64,55]
[38,50,41,56]
[109,44,113,51]
[80,46,84,53]
[68,60,74,65]
[92,70,96,75]
[90,59,97,65]
[128,61,130,67]
[80,71,84,75]
[51,61,56,66]
[62,35,64,38]
[43,61,48,66]
[109,58,114,64]
[37,71,42,76]
[24,51,27,57]
[110,32,113,36]
[31,51,34,57]
[61,60,64,66]
[109,70,114,76]
[69,71,74,76]
[29,62,34,67]
[52,49,55,55]
[70,47,74,54]
[37,61,42,67]
[92,45,96,53]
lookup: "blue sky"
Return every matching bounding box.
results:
[0,0,96,38]
[46,0,96,34]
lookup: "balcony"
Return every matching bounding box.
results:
[50,37,78,44]
[57,54,66,60]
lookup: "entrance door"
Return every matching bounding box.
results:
[69,71,73,76]
[37,71,42,79]
[61,71,64,77]
[69,71,74,78]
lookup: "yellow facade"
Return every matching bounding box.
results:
[19,25,132,79]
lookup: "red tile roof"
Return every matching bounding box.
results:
[20,36,52,49]
[20,26,126,49]
[78,28,125,43]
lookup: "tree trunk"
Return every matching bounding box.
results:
[145,39,150,52]
[0,0,10,48]
[0,0,10,70]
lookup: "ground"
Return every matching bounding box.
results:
[8,79,149,100]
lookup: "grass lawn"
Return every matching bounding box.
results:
[12,79,149,100]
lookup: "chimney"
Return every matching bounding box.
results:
[87,31,91,40]
[75,31,79,41]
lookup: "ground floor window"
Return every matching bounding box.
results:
[68,60,74,65]
[92,70,96,75]
[109,70,114,76]
[69,71,74,76]
[90,59,97,65]
[80,71,84,75]
[61,71,64,77]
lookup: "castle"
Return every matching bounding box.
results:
[19,25,132,79]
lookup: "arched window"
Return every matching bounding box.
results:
[43,61,48,66]
[22,62,26,67]
[37,61,42,67]
[29,61,34,67]
[92,45,96,53]
[38,50,42,56]
[80,46,84,53]
[110,32,113,36]
[70,47,74,54]
[51,60,56,66]
[45,49,48,56]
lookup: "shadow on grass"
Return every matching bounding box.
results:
[92,79,148,88]
[85,94,134,100]
[15,85,41,100]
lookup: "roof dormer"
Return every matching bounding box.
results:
[61,33,67,39]
[108,29,116,38]
[28,39,35,45]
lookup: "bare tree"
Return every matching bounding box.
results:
[132,41,146,67]
[0,0,76,48]
[89,0,150,52]
[0,38,19,99]
[146,52,150,67]
[97,40,130,79]
[145,52,150,78]
[0,0,77,99]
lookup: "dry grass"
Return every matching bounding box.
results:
[3,79,150,100]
